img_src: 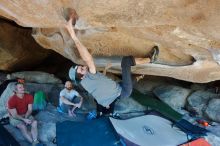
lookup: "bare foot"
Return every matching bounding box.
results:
[78,103,82,108]
[149,46,159,63]
[71,106,77,112]
[68,110,76,117]
[71,111,76,117]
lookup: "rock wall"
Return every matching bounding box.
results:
[0,20,50,71]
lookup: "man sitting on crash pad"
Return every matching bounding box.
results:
[58,81,83,117]
[7,80,40,146]
[65,14,159,117]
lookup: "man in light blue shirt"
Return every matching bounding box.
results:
[59,81,83,117]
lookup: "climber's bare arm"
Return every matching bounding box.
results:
[65,18,96,74]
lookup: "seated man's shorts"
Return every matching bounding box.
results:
[9,115,34,127]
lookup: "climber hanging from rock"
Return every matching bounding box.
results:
[64,11,159,118]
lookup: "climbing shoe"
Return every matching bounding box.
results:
[149,46,159,63]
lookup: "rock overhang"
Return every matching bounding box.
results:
[0,0,220,83]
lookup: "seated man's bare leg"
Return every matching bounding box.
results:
[71,106,77,112]
[68,110,73,117]
[71,106,77,116]
[68,109,76,117]
[31,120,38,144]
[17,123,33,143]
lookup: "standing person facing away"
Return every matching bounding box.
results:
[7,82,40,146]
[65,15,159,117]
[59,81,83,117]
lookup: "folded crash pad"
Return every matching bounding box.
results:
[56,117,123,146]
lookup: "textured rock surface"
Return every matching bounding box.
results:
[0,72,7,84]
[186,90,218,117]
[153,85,191,111]
[205,98,220,122]
[7,71,62,84]
[0,20,50,71]
[205,133,220,146]
[133,75,184,94]
[0,0,220,82]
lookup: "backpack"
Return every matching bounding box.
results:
[33,91,47,111]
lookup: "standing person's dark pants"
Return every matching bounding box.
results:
[96,56,134,115]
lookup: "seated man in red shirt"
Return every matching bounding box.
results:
[8,82,39,146]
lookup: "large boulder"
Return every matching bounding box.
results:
[205,133,220,146]
[153,85,191,112]
[205,98,220,122]
[114,97,146,114]
[186,90,218,117]
[7,71,62,84]
[207,123,220,137]
[0,20,50,71]
[0,72,7,84]
[134,75,170,94]
[190,83,209,91]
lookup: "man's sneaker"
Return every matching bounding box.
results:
[149,46,159,63]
